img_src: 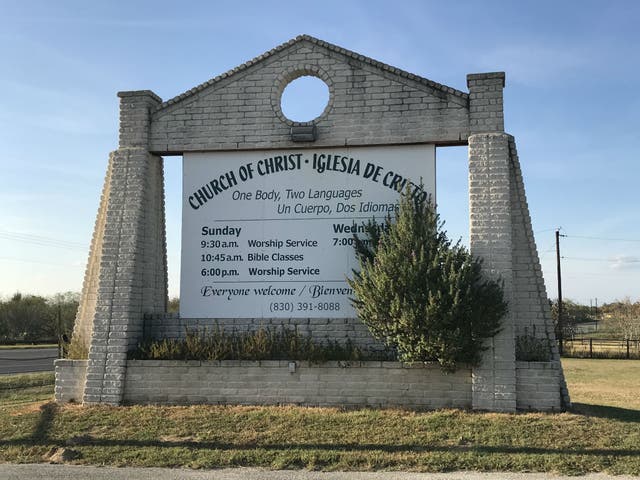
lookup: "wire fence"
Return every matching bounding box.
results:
[563,338,640,359]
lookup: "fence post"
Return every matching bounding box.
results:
[627,339,630,359]
[589,339,593,358]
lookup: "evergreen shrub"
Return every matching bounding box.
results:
[348,186,507,372]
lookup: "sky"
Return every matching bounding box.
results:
[0,0,639,305]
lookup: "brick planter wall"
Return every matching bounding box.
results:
[54,359,88,403]
[515,361,562,411]
[54,359,562,411]
[120,360,472,409]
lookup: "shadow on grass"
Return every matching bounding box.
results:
[571,402,640,423]
[3,402,640,459]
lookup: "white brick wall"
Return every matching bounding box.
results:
[55,360,561,411]
[508,138,570,407]
[149,36,470,153]
[516,361,562,411]
[55,360,87,403]
[122,360,472,409]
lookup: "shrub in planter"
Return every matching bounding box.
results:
[515,326,552,362]
[348,186,507,372]
[130,326,394,362]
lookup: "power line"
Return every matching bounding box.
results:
[564,234,640,243]
[539,243,556,258]
[562,256,640,263]
[0,229,85,250]
[0,256,82,268]
[562,256,610,262]
[0,234,82,250]
[564,272,637,278]
[0,228,85,245]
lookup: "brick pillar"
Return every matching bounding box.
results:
[467,72,505,134]
[469,132,517,412]
[78,90,167,405]
[117,90,162,148]
[508,138,571,410]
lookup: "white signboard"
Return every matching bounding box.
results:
[180,145,435,318]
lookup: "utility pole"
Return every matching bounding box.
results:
[556,229,565,355]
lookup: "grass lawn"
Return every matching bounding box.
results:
[563,358,640,411]
[0,359,638,474]
[0,372,54,405]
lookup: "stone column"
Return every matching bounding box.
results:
[78,91,167,405]
[467,72,505,134]
[466,72,515,412]
[468,132,517,412]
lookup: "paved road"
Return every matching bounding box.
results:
[0,357,633,480]
[0,347,58,375]
[0,466,637,480]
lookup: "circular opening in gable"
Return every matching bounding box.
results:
[280,75,330,123]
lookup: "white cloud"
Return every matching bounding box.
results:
[610,255,640,270]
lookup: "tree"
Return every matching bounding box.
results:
[168,297,180,313]
[0,293,51,342]
[47,292,80,340]
[606,298,640,341]
[347,187,507,372]
[550,299,581,339]
[0,291,79,343]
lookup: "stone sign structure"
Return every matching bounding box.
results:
[56,35,569,412]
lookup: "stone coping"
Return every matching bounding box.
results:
[515,361,561,369]
[56,358,559,370]
[54,359,88,366]
[126,359,449,370]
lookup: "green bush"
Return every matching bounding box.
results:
[348,186,507,372]
[130,326,394,362]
